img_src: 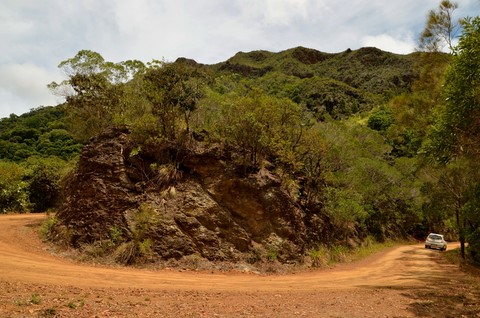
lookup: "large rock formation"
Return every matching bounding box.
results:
[57,127,311,265]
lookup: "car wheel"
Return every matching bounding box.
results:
[425,245,429,249]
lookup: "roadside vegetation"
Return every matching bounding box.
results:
[1,0,479,267]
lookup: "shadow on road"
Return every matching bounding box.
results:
[404,250,480,317]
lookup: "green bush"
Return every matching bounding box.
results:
[467,228,480,264]
[39,216,58,240]
[0,161,30,213]
[368,108,394,131]
[309,246,329,267]
[109,225,123,245]
[26,164,60,212]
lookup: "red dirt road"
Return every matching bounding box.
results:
[0,213,472,317]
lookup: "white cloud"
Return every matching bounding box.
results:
[1,0,480,118]
[0,63,63,118]
[361,33,416,54]
[238,0,314,26]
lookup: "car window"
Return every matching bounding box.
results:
[428,234,441,240]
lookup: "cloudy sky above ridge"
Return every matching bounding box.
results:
[1,0,479,119]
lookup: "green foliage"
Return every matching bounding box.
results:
[463,181,480,263]
[313,122,421,242]
[25,164,60,212]
[375,52,450,158]
[39,216,59,240]
[426,17,480,162]
[30,294,42,305]
[251,72,377,119]
[0,161,29,213]
[143,60,208,139]
[309,246,328,267]
[114,203,158,264]
[419,17,480,258]
[299,77,376,119]
[109,225,123,245]
[0,154,74,213]
[0,106,81,161]
[266,248,278,262]
[138,238,153,257]
[11,42,470,257]
[368,108,394,132]
[308,245,350,266]
[467,228,480,263]
[221,47,416,97]
[132,203,157,241]
[196,87,309,171]
[420,159,480,259]
[49,50,146,142]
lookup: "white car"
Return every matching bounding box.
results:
[425,233,447,251]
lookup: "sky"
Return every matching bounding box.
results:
[1,0,479,119]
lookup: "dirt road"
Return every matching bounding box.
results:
[0,214,477,317]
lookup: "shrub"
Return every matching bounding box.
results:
[26,164,60,212]
[267,248,278,262]
[30,294,42,305]
[109,225,123,245]
[0,161,30,213]
[368,108,394,132]
[114,241,139,264]
[467,228,480,264]
[39,216,58,240]
[329,245,350,263]
[309,246,329,267]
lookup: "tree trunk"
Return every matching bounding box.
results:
[460,236,466,259]
[456,207,465,259]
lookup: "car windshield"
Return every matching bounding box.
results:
[428,234,442,240]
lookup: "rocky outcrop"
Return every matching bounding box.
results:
[58,127,136,245]
[57,127,310,264]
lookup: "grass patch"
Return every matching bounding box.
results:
[443,247,463,264]
[309,237,399,268]
[31,293,42,305]
[353,236,397,260]
[14,293,42,306]
[39,216,58,240]
[39,308,57,317]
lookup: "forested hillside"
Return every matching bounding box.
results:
[0,106,81,213]
[1,16,479,267]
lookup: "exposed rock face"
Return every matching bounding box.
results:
[58,127,136,245]
[57,127,309,264]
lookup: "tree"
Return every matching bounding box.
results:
[462,181,480,262]
[26,164,61,212]
[422,161,476,258]
[143,61,207,140]
[424,16,480,260]
[418,0,461,52]
[0,161,29,213]
[49,50,146,142]
[425,17,480,162]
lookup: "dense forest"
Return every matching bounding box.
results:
[1,5,479,265]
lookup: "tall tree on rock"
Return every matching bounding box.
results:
[143,61,207,140]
